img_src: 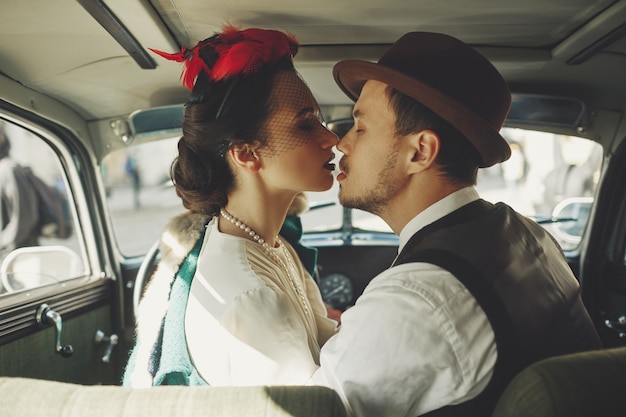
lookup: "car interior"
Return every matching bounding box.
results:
[1,0,626,416]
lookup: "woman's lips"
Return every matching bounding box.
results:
[324,154,336,171]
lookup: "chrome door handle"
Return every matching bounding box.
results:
[36,304,74,357]
[94,330,118,363]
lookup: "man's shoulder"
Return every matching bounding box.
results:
[364,262,468,304]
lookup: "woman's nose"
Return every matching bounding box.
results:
[321,127,339,148]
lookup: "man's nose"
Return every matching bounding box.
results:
[336,129,353,154]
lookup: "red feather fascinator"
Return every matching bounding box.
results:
[150,25,300,90]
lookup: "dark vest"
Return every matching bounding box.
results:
[394,199,601,417]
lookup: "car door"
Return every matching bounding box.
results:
[579,130,626,349]
[0,114,122,385]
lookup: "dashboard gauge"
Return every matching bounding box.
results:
[319,273,354,310]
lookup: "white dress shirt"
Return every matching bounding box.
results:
[311,187,497,417]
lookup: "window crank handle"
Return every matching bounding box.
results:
[36,304,74,358]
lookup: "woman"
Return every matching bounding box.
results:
[123,25,339,387]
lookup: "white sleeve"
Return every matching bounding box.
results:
[310,263,496,417]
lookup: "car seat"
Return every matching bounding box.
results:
[492,346,626,417]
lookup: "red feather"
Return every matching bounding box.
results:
[212,27,299,81]
[149,25,300,89]
[149,46,212,90]
[182,47,212,90]
[148,47,186,62]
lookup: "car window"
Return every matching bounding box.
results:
[302,126,603,251]
[0,121,86,297]
[480,128,602,251]
[103,138,185,257]
[104,127,602,256]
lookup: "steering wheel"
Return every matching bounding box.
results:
[133,239,161,320]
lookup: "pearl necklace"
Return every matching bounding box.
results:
[220,209,310,316]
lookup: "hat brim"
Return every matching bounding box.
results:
[333,60,511,167]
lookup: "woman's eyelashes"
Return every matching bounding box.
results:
[298,121,317,132]
[298,114,325,133]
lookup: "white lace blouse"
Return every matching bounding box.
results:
[185,217,337,386]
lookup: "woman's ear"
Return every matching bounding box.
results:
[228,144,261,172]
[407,130,440,174]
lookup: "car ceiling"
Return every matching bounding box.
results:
[1,0,625,137]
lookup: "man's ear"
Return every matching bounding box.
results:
[228,144,261,172]
[407,130,440,174]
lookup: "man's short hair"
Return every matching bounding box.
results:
[386,87,480,185]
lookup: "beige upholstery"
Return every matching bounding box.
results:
[0,378,347,417]
[492,346,626,417]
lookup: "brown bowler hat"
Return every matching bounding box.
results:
[333,32,512,167]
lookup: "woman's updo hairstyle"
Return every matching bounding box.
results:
[151,26,300,216]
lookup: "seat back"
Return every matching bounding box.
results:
[492,346,626,417]
[0,377,347,417]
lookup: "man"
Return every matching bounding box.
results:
[0,123,40,255]
[310,32,601,417]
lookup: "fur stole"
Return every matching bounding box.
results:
[124,211,210,387]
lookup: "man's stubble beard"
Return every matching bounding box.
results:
[339,145,399,216]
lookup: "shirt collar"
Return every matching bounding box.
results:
[398,186,480,253]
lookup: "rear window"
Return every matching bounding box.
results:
[301,126,602,251]
[103,127,602,256]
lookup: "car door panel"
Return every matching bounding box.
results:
[0,117,125,386]
[0,282,119,384]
